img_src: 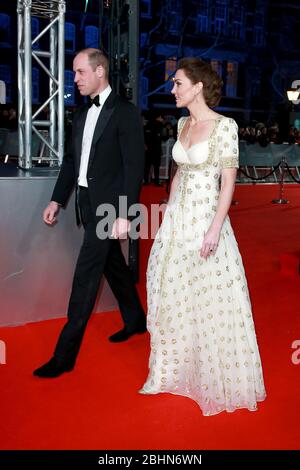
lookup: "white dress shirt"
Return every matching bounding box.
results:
[78,85,112,187]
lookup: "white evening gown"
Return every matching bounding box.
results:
[140,116,266,416]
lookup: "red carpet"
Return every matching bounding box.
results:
[0,183,300,450]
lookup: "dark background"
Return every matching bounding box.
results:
[1,0,300,134]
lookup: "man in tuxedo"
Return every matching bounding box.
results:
[33,48,146,378]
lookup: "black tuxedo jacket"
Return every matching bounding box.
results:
[52,90,145,224]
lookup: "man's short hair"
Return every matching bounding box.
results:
[77,48,109,78]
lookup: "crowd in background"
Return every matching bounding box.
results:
[3,103,300,147]
[238,122,300,146]
[142,115,300,185]
[0,105,17,130]
[142,110,177,186]
[2,104,300,177]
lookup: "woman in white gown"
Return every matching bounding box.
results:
[140,58,266,416]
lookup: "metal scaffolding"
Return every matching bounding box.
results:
[127,0,139,106]
[109,0,139,105]
[17,0,65,169]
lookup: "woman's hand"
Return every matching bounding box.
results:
[200,227,220,259]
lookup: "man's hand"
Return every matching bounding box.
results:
[43,201,60,225]
[111,217,131,239]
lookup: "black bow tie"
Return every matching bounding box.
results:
[88,95,100,108]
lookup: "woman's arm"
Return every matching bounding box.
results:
[200,168,237,258]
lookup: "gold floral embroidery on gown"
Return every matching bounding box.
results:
[140,116,266,416]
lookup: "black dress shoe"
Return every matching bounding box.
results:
[33,357,74,378]
[109,324,147,343]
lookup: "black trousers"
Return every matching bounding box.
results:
[54,187,145,365]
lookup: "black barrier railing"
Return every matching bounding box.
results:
[238,163,281,181]
[238,156,300,204]
[284,162,300,184]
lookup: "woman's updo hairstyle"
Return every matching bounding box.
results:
[177,57,223,107]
